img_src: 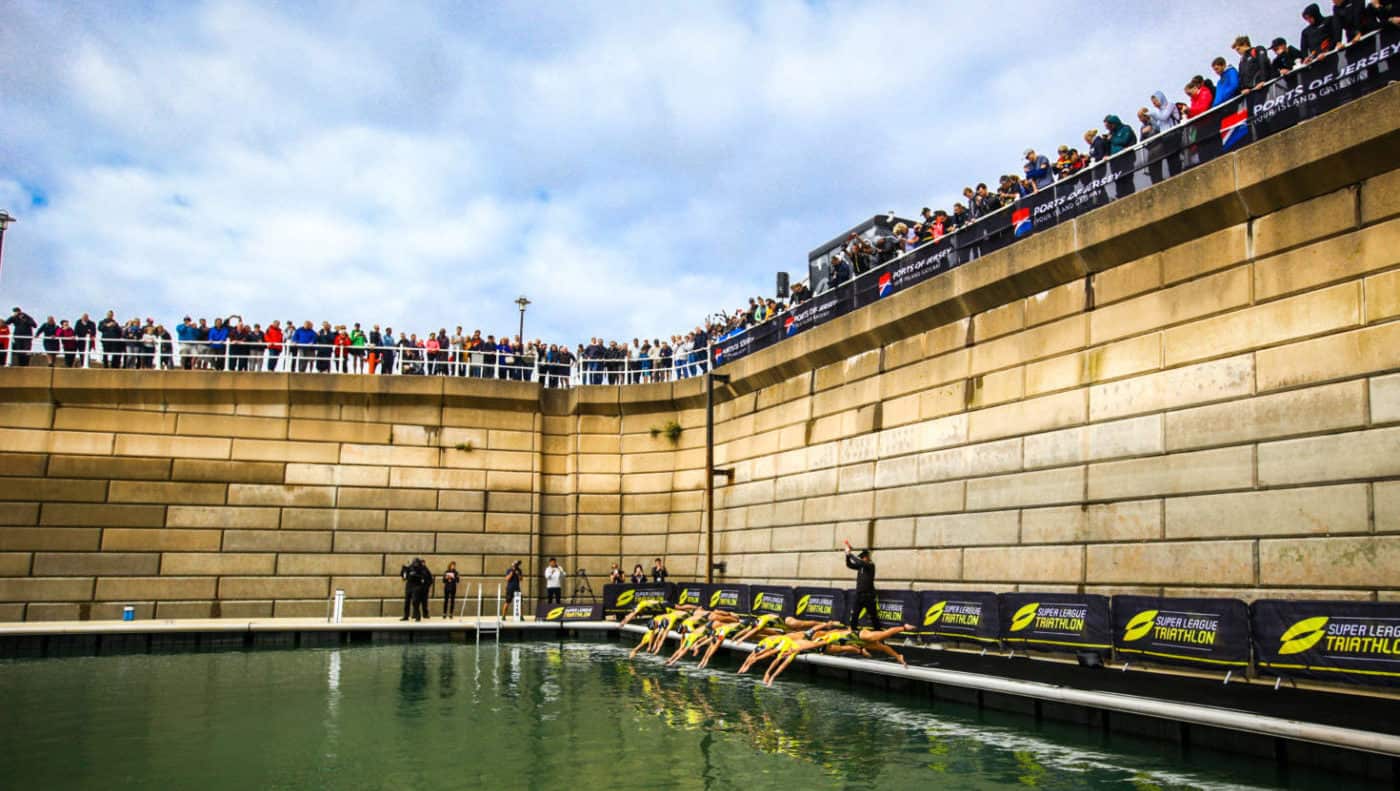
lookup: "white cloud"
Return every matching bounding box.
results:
[0,0,1308,345]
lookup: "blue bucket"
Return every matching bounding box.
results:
[122,606,135,622]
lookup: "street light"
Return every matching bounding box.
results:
[514,295,530,343]
[0,211,15,285]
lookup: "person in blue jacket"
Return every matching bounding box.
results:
[206,318,229,370]
[1210,56,1240,106]
[291,321,318,372]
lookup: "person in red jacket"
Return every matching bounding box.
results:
[1184,75,1215,118]
[264,321,284,372]
[56,319,78,367]
[0,321,9,366]
[331,327,351,373]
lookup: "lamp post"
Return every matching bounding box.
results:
[0,211,15,285]
[705,372,734,583]
[514,295,530,343]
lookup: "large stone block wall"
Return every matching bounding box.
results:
[0,84,1397,620]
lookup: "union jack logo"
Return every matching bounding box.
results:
[784,316,796,336]
[877,272,892,297]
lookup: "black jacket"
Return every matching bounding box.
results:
[1331,0,1368,43]
[845,553,876,594]
[1237,46,1272,90]
[1301,4,1335,57]
[1272,44,1304,74]
[74,319,96,339]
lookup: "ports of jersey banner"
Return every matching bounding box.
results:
[700,583,750,613]
[793,587,849,623]
[847,589,920,630]
[748,585,796,619]
[601,583,675,617]
[1248,28,1400,142]
[1112,595,1250,670]
[999,593,1112,656]
[1252,599,1400,687]
[535,602,604,622]
[710,32,1396,374]
[916,591,1000,645]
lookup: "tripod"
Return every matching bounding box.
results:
[572,569,596,603]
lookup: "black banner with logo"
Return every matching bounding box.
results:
[846,589,921,630]
[536,602,604,622]
[999,592,1112,656]
[700,583,750,613]
[711,32,1397,372]
[793,587,849,623]
[780,290,851,340]
[1112,595,1250,671]
[674,581,707,608]
[748,585,796,618]
[1252,599,1400,687]
[601,583,676,617]
[1250,29,1400,141]
[917,591,1001,645]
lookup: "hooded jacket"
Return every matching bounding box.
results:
[1103,116,1137,154]
[1147,91,1181,132]
[1301,4,1335,57]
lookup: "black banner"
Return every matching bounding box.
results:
[793,587,849,623]
[1249,29,1400,141]
[780,290,850,340]
[847,589,920,630]
[601,583,675,617]
[917,591,1000,645]
[748,585,796,618]
[1112,595,1250,671]
[535,602,604,622]
[675,581,707,608]
[1253,599,1400,687]
[712,30,1399,372]
[999,593,1112,656]
[700,583,750,613]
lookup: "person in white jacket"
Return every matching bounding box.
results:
[544,558,566,604]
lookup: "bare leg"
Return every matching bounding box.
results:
[858,625,911,643]
[863,641,906,666]
[698,637,725,669]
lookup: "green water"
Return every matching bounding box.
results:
[0,640,1365,789]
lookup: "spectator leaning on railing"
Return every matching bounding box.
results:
[1211,57,1241,106]
[1301,3,1336,63]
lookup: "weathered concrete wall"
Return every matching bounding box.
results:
[0,84,1397,620]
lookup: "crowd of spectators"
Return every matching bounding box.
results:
[3,6,1395,387]
[812,4,1397,297]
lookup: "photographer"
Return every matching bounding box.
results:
[503,560,522,618]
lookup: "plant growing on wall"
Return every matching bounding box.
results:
[649,420,683,444]
[451,441,474,452]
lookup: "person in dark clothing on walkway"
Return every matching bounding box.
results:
[400,557,433,621]
[442,561,460,618]
[1270,36,1305,75]
[503,560,522,618]
[842,540,882,630]
[6,307,37,366]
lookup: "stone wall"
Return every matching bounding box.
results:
[0,84,1397,620]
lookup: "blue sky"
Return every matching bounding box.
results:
[0,1,1302,344]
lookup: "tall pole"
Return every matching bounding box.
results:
[705,372,715,584]
[0,211,15,286]
[515,295,530,342]
[704,372,730,584]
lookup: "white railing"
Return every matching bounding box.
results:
[0,333,713,388]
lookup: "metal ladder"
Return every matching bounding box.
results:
[474,583,502,644]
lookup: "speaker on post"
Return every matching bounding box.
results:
[776,272,789,299]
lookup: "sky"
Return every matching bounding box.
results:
[0,1,1305,345]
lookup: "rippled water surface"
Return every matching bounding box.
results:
[0,640,1366,789]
